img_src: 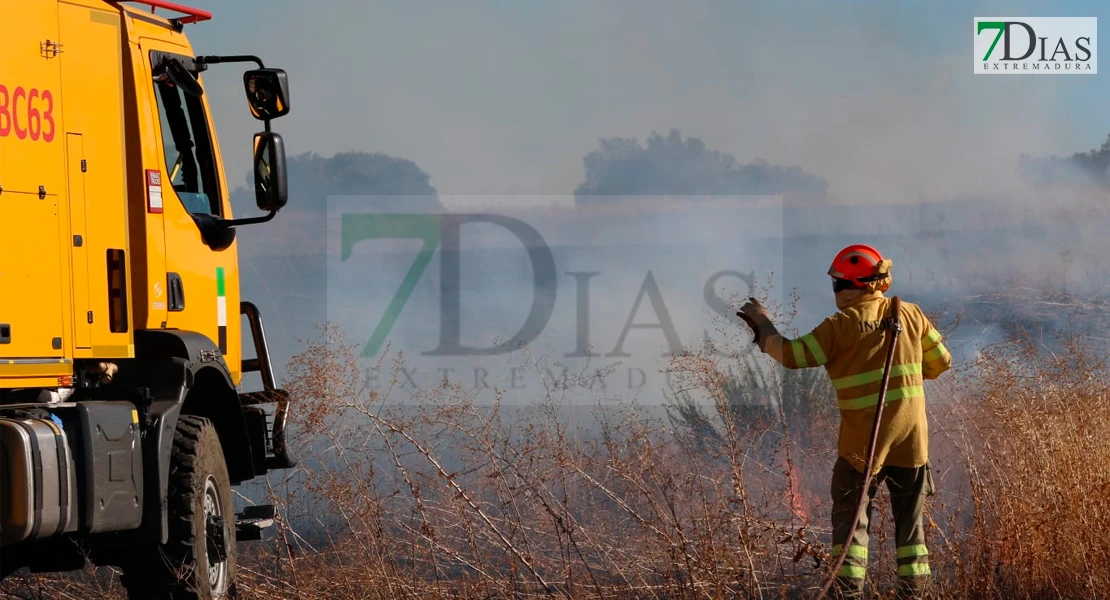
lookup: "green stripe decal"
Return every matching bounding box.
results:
[838,565,867,579]
[897,563,931,577]
[924,344,948,362]
[839,385,925,410]
[791,340,808,367]
[832,543,869,559]
[897,544,929,559]
[216,267,228,353]
[801,333,827,366]
[832,363,922,390]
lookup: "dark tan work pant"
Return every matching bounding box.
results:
[829,456,935,599]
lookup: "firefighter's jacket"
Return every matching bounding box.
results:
[761,291,952,474]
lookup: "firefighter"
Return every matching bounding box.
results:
[737,244,951,600]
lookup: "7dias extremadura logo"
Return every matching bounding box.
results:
[974,17,1097,74]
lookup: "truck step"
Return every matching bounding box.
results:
[235,504,276,541]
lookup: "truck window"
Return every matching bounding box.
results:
[152,57,222,217]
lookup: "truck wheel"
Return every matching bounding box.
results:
[121,415,238,599]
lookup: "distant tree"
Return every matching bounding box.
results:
[1019,133,1110,190]
[573,129,827,203]
[1069,133,1110,181]
[232,150,442,215]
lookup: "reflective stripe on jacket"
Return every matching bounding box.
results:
[761,292,951,473]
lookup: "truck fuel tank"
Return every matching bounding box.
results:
[0,416,79,545]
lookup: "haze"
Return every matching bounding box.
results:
[186,0,1110,204]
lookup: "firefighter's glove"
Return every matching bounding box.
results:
[737,297,778,349]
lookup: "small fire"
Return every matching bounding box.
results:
[786,462,811,522]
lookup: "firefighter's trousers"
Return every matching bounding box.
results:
[829,456,935,599]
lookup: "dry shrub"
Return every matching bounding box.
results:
[233,320,841,600]
[936,327,1110,599]
[4,288,1109,600]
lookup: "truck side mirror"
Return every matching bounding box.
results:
[253,132,288,212]
[243,68,289,120]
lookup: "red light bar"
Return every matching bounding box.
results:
[124,0,212,24]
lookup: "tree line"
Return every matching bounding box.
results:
[233,130,1110,213]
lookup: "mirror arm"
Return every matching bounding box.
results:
[195,54,265,70]
[220,210,278,227]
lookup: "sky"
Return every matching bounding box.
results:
[174,0,1110,206]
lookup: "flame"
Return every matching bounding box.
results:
[786,462,810,522]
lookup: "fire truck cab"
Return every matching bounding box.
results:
[1,1,294,598]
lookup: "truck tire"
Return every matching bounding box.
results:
[121,416,237,599]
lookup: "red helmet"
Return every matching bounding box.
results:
[828,244,887,286]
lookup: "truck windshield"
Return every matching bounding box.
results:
[152,55,222,217]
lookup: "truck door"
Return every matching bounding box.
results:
[142,45,239,369]
[0,0,67,360]
[56,2,132,356]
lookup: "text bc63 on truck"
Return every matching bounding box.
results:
[1,1,297,598]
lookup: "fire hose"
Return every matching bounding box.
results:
[811,296,902,600]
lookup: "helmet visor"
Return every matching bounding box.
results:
[832,277,862,293]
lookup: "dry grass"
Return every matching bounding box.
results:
[3,289,1108,600]
[235,321,835,600]
[934,328,1110,599]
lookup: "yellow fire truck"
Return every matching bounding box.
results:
[1,1,294,597]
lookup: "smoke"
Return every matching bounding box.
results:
[193,0,1107,203]
[222,0,1109,406]
[234,168,1109,408]
[557,0,1086,205]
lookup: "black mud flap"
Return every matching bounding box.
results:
[239,389,294,470]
